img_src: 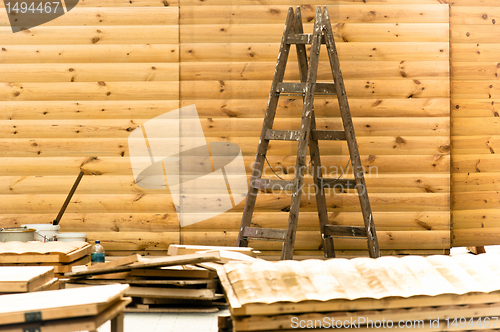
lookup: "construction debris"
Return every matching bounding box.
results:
[65,246,260,313]
[217,254,500,331]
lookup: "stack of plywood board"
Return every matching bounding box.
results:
[0,266,58,294]
[218,254,500,331]
[65,252,229,313]
[0,241,91,276]
[0,284,130,332]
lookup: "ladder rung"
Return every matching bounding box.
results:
[312,130,346,141]
[252,178,294,190]
[324,225,367,238]
[266,129,346,141]
[276,82,337,95]
[322,178,356,189]
[286,33,326,45]
[265,129,300,141]
[243,227,287,240]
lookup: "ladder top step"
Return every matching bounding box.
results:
[276,82,337,95]
[243,227,287,241]
[265,129,345,141]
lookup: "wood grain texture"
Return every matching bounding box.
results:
[180,5,449,24]
[181,42,449,62]
[0,1,451,254]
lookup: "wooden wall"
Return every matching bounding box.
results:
[179,0,450,256]
[451,0,500,246]
[0,0,453,256]
[0,0,181,252]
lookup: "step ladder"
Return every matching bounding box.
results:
[237,6,380,260]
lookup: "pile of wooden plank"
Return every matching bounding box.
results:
[0,284,130,332]
[0,266,58,294]
[0,241,90,276]
[218,254,500,331]
[65,251,230,313]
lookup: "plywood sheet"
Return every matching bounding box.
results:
[221,254,500,316]
[0,242,90,263]
[65,252,221,278]
[0,284,128,325]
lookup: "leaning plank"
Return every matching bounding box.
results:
[168,245,258,257]
[65,252,221,278]
[130,266,213,279]
[87,254,141,271]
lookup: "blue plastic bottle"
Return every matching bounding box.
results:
[91,240,105,265]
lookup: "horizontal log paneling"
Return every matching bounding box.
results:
[0,173,449,194]
[180,5,449,24]
[453,81,500,99]
[0,211,450,232]
[0,117,449,138]
[452,99,500,117]
[451,25,500,43]
[179,0,450,6]
[451,6,500,25]
[453,154,500,173]
[453,228,500,247]
[0,192,449,213]
[0,26,178,45]
[180,61,449,80]
[0,82,178,101]
[181,23,449,43]
[0,154,449,176]
[0,1,183,253]
[452,62,500,80]
[450,1,500,248]
[0,63,179,82]
[452,136,500,155]
[183,98,450,118]
[181,42,449,62]
[0,101,179,120]
[180,80,449,99]
[451,43,500,62]
[0,45,179,64]
[452,172,500,192]
[0,8,179,26]
[0,136,449,157]
[0,0,179,6]
[181,230,450,250]
[452,118,500,135]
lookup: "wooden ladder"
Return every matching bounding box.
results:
[237,6,380,260]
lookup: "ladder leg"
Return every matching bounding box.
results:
[322,7,380,258]
[294,7,334,258]
[237,8,295,248]
[282,7,324,260]
[309,112,335,258]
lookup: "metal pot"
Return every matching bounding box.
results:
[0,227,35,242]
